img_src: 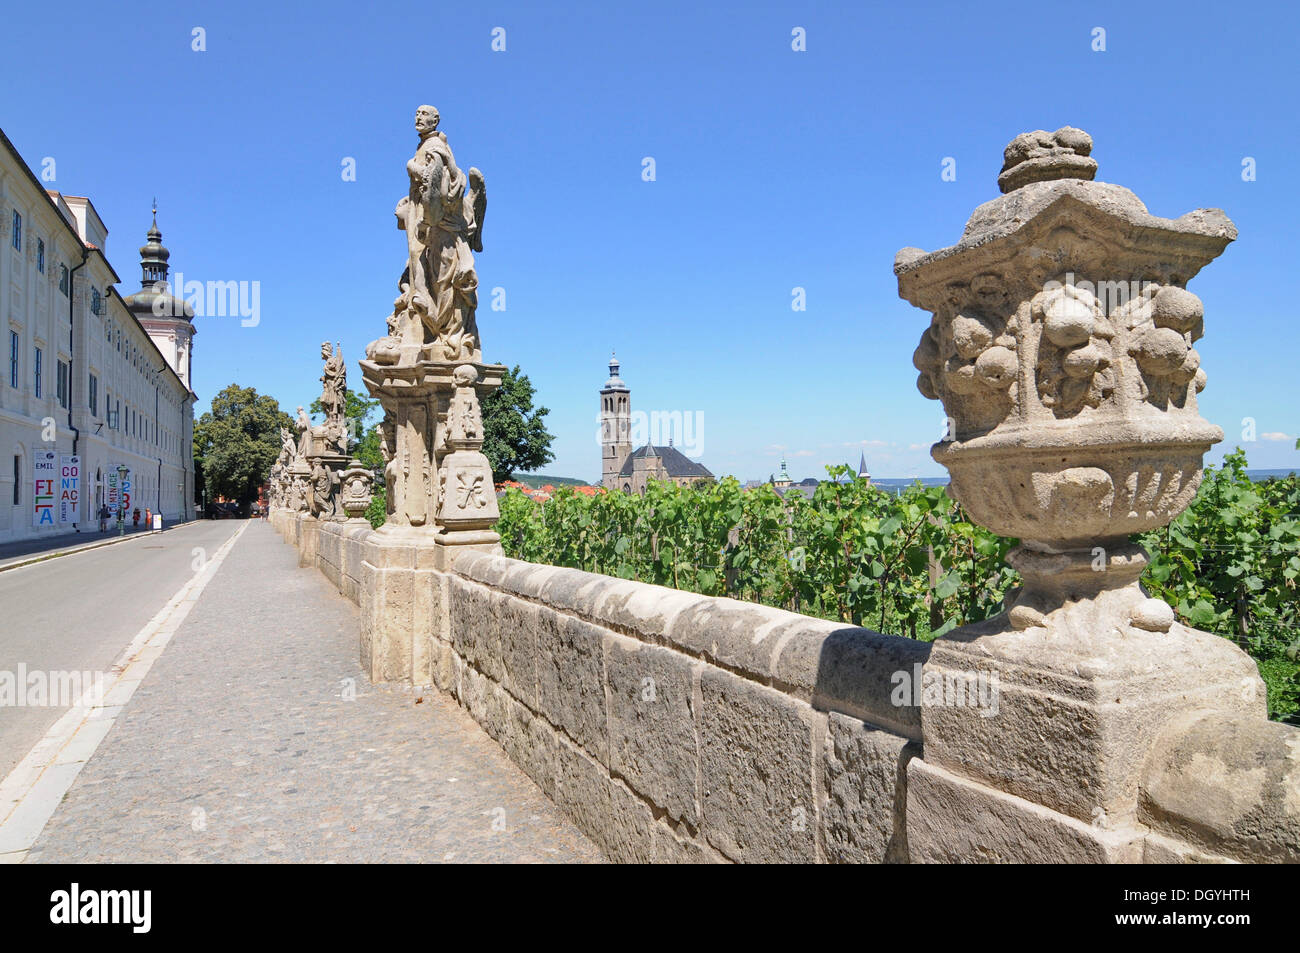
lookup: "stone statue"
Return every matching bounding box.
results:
[308,460,335,518]
[358,106,504,551]
[278,426,297,467]
[296,405,312,456]
[366,104,487,366]
[319,341,347,454]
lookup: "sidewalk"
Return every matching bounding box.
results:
[22,521,601,863]
[0,520,193,572]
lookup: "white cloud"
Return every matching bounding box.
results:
[793,449,814,457]
[1261,432,1293,442]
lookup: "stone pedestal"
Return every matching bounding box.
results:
[358,359,504,683]
[895,128,1267,862]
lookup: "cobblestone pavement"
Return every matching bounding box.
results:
[25,522,601,863]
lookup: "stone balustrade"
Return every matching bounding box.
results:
[264,117,1299,863]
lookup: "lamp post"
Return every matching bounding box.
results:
[116,464,128,536]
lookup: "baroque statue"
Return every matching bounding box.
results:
[366,105,487,367]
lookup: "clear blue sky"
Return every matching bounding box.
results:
[3,0,1296,482]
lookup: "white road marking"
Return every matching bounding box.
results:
[0,521,249,862]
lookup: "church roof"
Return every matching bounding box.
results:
[619,444,713,479]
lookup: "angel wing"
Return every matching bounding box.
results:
[466,167,487,253]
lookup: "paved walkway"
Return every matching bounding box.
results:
[21,521,600,863]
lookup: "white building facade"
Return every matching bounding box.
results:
[0,128,195,542]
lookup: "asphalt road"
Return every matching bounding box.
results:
[0,520,242,778]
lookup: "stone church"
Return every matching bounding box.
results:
[599,355,713,494]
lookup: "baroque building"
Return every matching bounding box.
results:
[598,354,713,494]
[0,127,196,542]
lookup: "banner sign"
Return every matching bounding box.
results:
[33,452,57,527]
[58,455,80,524]
[106,467,132,517]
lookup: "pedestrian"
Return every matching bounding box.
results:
[145,507,152,530]
[132,507,141,527]
[98,503,109,533]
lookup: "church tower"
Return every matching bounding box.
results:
[600,353,632,489]
[123,204,196,390]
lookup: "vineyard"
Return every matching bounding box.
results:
[493,449,1300,722]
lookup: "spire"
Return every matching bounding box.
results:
[602,349,627,391]
[138,201,170,289]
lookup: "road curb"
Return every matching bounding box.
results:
[0,522,204,573]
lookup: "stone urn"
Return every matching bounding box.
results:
[895,128,1264,841]
[897,126,1236,633]
[339,459,375,521]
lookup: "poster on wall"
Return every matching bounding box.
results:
[33,452,57,527]
[58,455,80,524]
[105,467,132,517]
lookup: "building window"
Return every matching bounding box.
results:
[12,455,19,505]
[89,374,98,415]
[10,211,20,251]
[59,264,69,296]
[91,289,101,315]
[37,239,44,273]
[8,331,16,388]
[33,347,42,398]
[57,360,69,409]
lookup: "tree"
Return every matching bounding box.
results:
[193,384,294,506]
[482,365,555,482]
[310,387,380,464]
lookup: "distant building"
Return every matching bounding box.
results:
[749,450,872,499]
[599,353,631,488]
[598,354,714,494]
[0,127,196,542]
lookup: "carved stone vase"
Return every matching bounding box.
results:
[894,128,1265,854]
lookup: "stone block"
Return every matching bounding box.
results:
[1140,710,1300,863]
[554,733,612,851]
[496,594,539,707]
[605,634,699,826]
[772,623,928,742]
[698,668,820,862]
[821,711,917,863]
[447,576,502,683]
[534,611,608,764]
[604,776,715,864]
[905,758,1145,863]
[504,698,557,800]
[667,598,793,684]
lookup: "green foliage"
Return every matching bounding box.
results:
[366,486,387,530]
[497,470,1014,640]
[481,365,555,482]
[194,384,294,505]
[1139,448,1300,721]
[500,454,1300,723]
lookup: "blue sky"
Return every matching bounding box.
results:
[3,0,1297,482]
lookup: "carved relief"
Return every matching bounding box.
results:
[1114,284,1206,410]
[1031,283,1115,417]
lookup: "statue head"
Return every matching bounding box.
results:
[415,105,440,137]
[321,341,332,360]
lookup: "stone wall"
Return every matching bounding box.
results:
[441,550,926,862]
[270,508,1300,863]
